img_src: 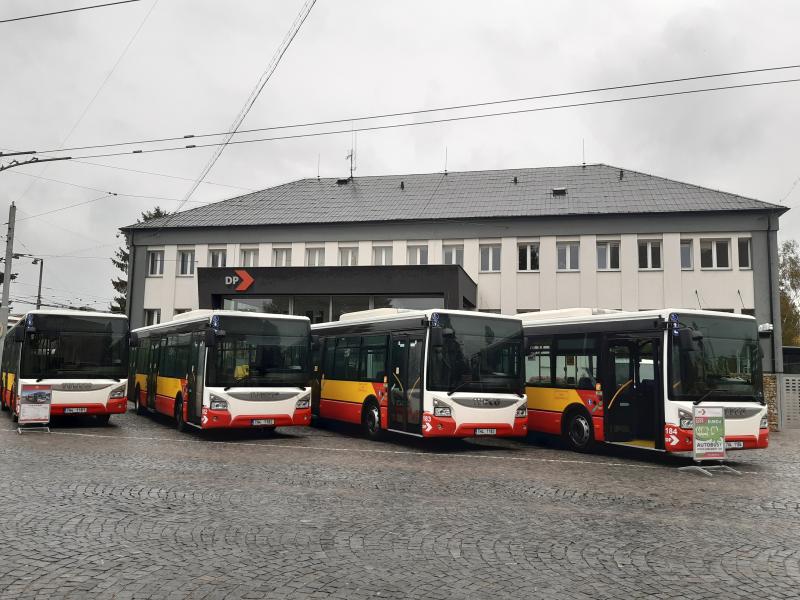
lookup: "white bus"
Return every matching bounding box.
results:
[311,308,528,439]
[1,310,129,424]
[520,308,769,453]
[129,310,312,432]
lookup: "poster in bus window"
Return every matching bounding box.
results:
[19,384,51,424]
[692,405,725,461]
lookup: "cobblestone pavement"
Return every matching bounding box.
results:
[0,408,799,600]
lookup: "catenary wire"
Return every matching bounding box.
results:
[61,77,800,161]
[0,0,140,24]
[27,63,800,156]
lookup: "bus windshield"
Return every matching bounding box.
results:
[670,314,762,402]
[427,314,523,394]
[20,315,128,380]
[207,317,310,388]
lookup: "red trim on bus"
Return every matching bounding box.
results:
[592,416,605,442]
[319,398,362,424]
[201,408,311,429]
[422,412,527,438]
[154,394,176,418]
[50,402,126,416]
[664,424,769,452]
[527,409,562,435]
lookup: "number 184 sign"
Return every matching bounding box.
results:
[693,406,726,460]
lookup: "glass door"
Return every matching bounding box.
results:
[388,331,425,434]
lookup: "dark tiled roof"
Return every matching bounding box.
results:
[124,164,785,230]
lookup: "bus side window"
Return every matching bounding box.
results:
[554,335,599,390]
[525,337,552,386]
[359,335,388,382]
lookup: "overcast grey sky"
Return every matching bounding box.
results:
[1,0,799,312]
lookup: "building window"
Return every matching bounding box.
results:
[147,250,164,276]
[596,241,619,271]
[557,242,579,271]
[680,240,693,270]
[208,248,227,268]
[176,249,195,276]
[741,308,756,316]
[273,247,292,267]
[480,244,501,272]
[173,308,190,315]
[373,246,393,266]
[144,309,161,326]
[306,247,325,267]
[443,244,464,266]
[738,238,752,269]
[518,243,540,271]
[407,245,428,265]
[700,239,730,269]
[240,248,258,267]
[638,240,662,270]
[339,246,358,266]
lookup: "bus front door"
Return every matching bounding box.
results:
[388,332,425,434]
[604,337,661,446]
[146,340,161,411]
[185,333,205,426]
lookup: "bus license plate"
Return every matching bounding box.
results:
[64,407,87,414]
[475,428,496,436]
[725,441,744,449]
[252,419,274,426]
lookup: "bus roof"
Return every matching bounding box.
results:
[311,308,520,331]
[131,309,308,334]
[517,307,756,327]
[18,309,127,320]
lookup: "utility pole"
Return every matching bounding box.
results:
[0,202,16,336]
[33,258,43,309]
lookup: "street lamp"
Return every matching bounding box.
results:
[31,258,43,310]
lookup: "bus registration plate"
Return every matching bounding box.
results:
[64,407,87,414]
[475,428,496,436]
[724,441,744,449]
[252,419,275,426]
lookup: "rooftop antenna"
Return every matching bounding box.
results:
[582,138,585,167]
[737,289,745,309]
[444,146,448,175]
[695,289,703,309]
[317,153,320,180]
[346,129,357,180]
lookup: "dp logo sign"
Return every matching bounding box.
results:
[224,269,254,292]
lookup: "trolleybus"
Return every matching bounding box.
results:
[311,308,528,439]
[519,308,769,453]
[1,309,129,424]
[129,310,312,432]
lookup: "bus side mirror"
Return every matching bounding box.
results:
[678,328,703,350]
[311,334,320,351]
[204,330,217,347]
[430,328,443,347]
[129,332,139,348]
[13,328,24,343]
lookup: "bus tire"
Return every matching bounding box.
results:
[175,395,187,433]
[135,386,147,416]
[11,398,18,423]
[362,399,383,441]
[562,406,594,453]
[96,414,111,426]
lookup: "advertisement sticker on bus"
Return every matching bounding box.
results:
[692,406,725,460]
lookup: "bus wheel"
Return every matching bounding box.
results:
[11,398,18,423]
[362,400,383,441]
[135,386,147,416]
[563,408,594,453]
[175,395,186,433]
[96,414,111,426]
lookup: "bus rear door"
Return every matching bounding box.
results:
[185,332,205,426]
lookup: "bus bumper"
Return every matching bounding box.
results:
[201,407,312,429]
[50,399,127,416]
[422,413,528,438]
[664,425,769,452]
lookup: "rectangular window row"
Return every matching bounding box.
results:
[145,237,753,276]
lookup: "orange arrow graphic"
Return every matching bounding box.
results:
[234,269,254,291]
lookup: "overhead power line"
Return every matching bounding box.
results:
[27,63,800,156]
[0,0,141,24]
[60,77,800,162]
[167,0,317,220]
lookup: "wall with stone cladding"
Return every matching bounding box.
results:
[764,373,779,431]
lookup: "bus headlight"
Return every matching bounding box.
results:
[679,409,693,430]
[760,415,768,429]
[109,384,126,399]
[433,397,452,417]
[295,394,311,409]
[209,395,228,411]
[515,405,528,418]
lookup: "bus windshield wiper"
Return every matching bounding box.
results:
[693,388,723,405]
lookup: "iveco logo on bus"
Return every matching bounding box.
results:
[474,398,502,407]
[224,269,254,292]
[61,383,93,392]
